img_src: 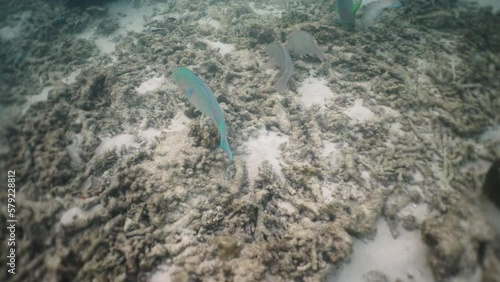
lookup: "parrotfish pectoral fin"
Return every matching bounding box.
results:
[185,88,194,98]
[353,0,363,13]
[220,133,233,161]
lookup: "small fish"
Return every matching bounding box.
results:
[361,0,401,28]
[172,67,233,160]
[286,30,325,62]
[265,42,293,92]
[337,0,363,27]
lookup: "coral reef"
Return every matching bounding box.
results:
[0,0,499,281]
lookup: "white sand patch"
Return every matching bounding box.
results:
[328,218,434,282]
[62,69,82,84]
[0,11,31,40]
[94,37,116,54]
[360,170,372,189]
[59,204,104,227]
[60,207,86,226]
[87,127,162,166]
[248,2,284,17]
[390,122,404,135]
[167,113,190,133]
[480,125,500,143]
[243,129,288,188]
[321,141,343,171]
[149,264,177,282]
[140,128,162,141]
[107,0,148,33]
[65,134,84,168]
[136,75,166,95]
[74,0,167,54]
[276,200,298,216]
[264,67,280,77]
[320,181,339,203]
[298,77,335,109]
[21,86,53,115]
[74,25,116,54]
[95,134,140,156]
[411,168,425,183]
[344,99,376,123]
[203,40,235,56]
[198,18,222,29]
[139,114,192,174]
[75,28,94,41]
[378,105,401,117]
[322,141,341,158]
[93,128,161,158]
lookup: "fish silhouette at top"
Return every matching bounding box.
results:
[172,67,233,160]
[337,0,363,27]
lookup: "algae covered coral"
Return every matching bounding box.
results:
[0,0,499,281]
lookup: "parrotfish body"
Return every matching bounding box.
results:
[172,67,233,160]
[337,0,363,27]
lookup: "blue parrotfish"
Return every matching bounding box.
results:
[172,67,233,160]
[337,0,363,27]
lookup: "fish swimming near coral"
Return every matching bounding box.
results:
[361,0,401,28]
[286,30,325,62]
[172,67,233,160]
[337,0,363,27]
[265,42,293,92]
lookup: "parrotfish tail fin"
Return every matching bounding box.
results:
[274,77,289,93]
[220,132,233,161]
[352,0,363,14]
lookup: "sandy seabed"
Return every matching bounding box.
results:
[0,0,499,281]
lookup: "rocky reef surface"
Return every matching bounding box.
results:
[0,0,499,281]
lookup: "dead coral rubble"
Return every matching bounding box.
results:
[1,0,499,282]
